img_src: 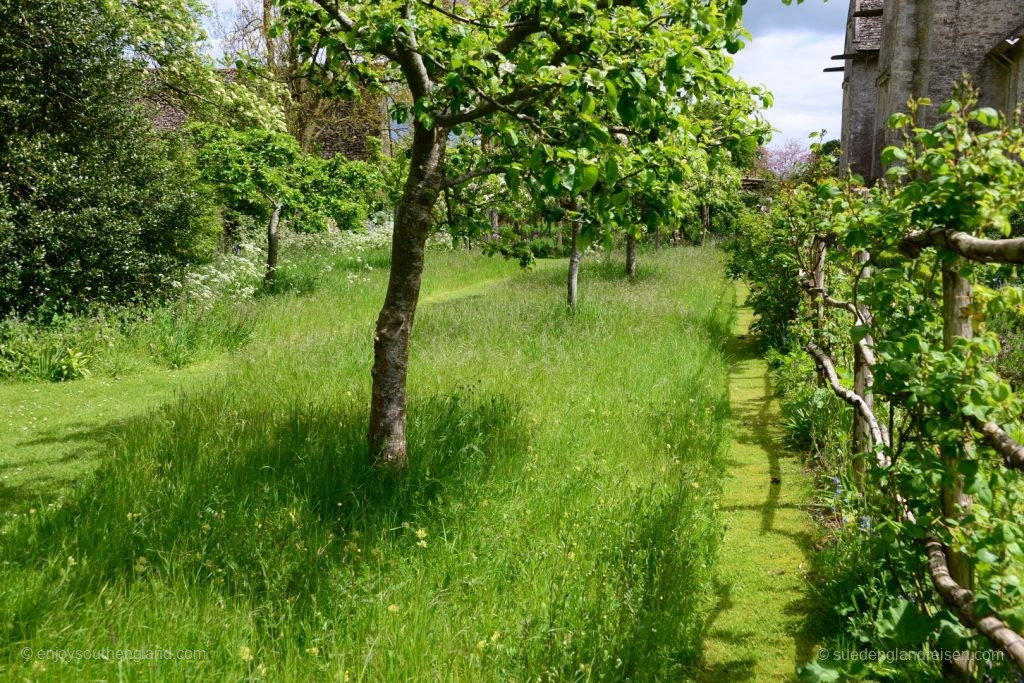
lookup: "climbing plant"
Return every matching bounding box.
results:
[733,87,1024,680]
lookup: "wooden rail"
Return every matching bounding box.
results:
[798,230,1024,674]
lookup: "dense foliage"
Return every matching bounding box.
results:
[0,0,223,317]
[191,125,389,236]
[732,89,1024,680]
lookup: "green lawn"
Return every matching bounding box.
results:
[1,245,743,680]
[700,289,821,682]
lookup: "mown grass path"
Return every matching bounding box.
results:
[699,285,820,681]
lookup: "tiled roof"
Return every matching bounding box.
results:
[854,0,884,52]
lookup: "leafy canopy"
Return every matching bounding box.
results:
[278,0,769,224]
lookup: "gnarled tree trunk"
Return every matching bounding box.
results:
[368,124,447,470]
[625,232,637,279]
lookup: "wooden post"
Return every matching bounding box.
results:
[942,258,975,680]
[811,236,827,328]
[851,251,874,490]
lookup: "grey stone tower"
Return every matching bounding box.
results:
[835,0,1024,182]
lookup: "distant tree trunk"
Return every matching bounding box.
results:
[625,232,637,279]
[482,134,501,240]
[700,203,711,245]
[265,202,282,287]
[489,207,500,240]
[368,124,447,470]
[567,214,581,308]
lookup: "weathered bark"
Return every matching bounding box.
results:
[368,124,447,470]
[264,202,282,288]
[851,251,874,488]
[901,228,1024,264]
[567,214,581,308]
[941,260,975,679]
[805,342,890,450]
[700,203,711,245]
[625,233,637,279]
[927,535,1024,675]
[971,417,1024,471]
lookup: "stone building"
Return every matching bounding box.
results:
[836,1,1024,181]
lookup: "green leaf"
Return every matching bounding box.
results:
[573,165,600,195]
[974,107,1000,127]
[541,166,560,193]
[881,146,908,165]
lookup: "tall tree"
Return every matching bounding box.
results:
[215,0,388,152]
[279,0,763,469]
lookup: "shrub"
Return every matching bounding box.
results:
[0,0,218,317]
[990,305,1024,389]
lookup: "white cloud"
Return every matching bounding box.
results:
[731,29,846,148]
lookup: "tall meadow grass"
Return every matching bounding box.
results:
[0,246,734,681]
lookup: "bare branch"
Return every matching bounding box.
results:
[801,281,872,324]
[901,228,1024,264]
[805,342,890,449]
[926,535,1024,672]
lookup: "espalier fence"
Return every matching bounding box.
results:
[801,228,1024,674]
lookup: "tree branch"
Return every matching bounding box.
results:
[801,281,873,325]
[969,417,1024,472]
[436,84,540,126]
[926,535,1024,672]
[900,229,1024,264]
[311,0,355,32]
[420,0,499,29]
[443,165,508,188]
[805,342,890,449]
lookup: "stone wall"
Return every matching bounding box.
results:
[840,0,883,178]
[840,1,1024,181]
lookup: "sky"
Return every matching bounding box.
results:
[732,0,848,148]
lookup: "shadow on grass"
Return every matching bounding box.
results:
[0,420,132,513]
[707,323,822,674]
[698,579,760,681]
[1,386,528,643]
[546,372,731,680]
